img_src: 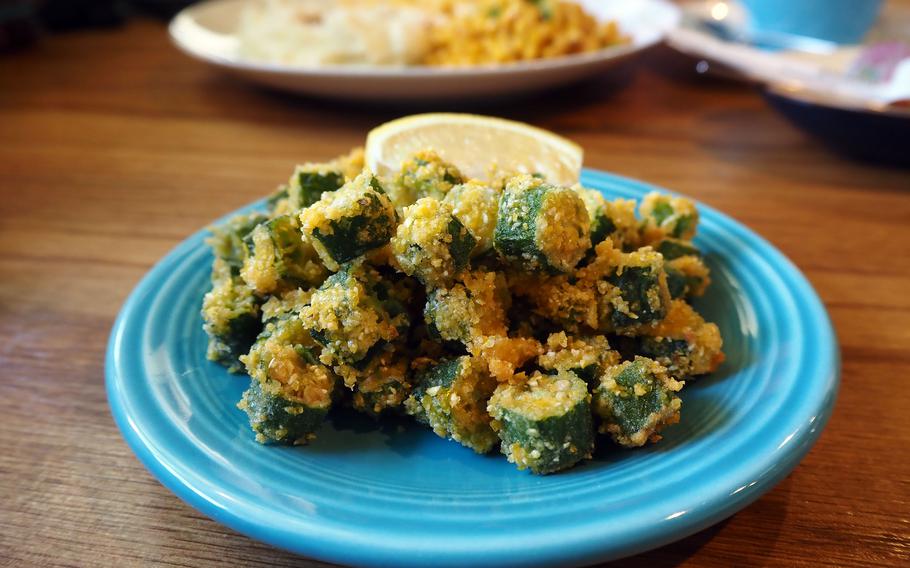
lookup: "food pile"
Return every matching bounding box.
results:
[238,0,627,68]
[202,133,723,475]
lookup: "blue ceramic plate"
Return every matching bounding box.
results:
[107,169,839,567]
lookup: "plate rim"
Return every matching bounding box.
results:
[106,168,840,567]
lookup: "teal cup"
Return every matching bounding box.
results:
[739,0,884,44]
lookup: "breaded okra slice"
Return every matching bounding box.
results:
[389,149,464,209]
[349,351,412,417]
[655,238,711,299]
[260,288,313,324]
[206,212,269,275]
[288,163,346,209]
[494,175,591,273]
[240,215,327,294]
[606,248,671,331]
[468,335,543,383]
[443,180,501,256]
[238,315,336,444]
[575,187,639,250]
[538,332,620,388]
[268,149,362,216]
[508,271,600,334]
[299,172,398,270]
[424,270,509,345]
[593,357,683,447]
[634,300,724,378]
[404,356,498,453]
[390,197,476,288]
[488,371,594,475]
[300,264,405,368]
[639,192,699,244]
[201,261,262,372]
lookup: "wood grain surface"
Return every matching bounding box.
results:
[1,18,908,568]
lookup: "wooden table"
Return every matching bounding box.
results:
[1,19,908,568]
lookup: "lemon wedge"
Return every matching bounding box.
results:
[365,113,583,186]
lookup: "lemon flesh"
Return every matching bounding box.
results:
[365,113,583,187]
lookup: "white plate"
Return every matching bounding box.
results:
[169,0,680,101]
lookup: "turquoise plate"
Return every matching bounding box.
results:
[106,169,839,567]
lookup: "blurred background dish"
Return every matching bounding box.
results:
[668,0,910,166]
[168,0,680,100]
[763,84,910,167]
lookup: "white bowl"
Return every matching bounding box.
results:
[169,0,680,101]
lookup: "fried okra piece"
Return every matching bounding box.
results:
[508,271,600,333]
[443,181,501,256]
[288,163,346,209]
[424,270,509,344]
[640,192,699,244]
[238,315,336,444]
[634,300,724,378]
[299,172,398,270]
[606,248,671,331]
[656,239,710,299]
[467,335,543,383]
[269,149,363,216]
[575,187,639,250]
[300,264,405,367]
[266,184,291,215]
[538,332,620,388]
[201,261,262,372]
[405,356,498,453]
[349,351,412,417]
[240,215,327,294]
[390,197,475,288]
[488,371,594,475]
[260,288,312,323]
[389,149,464,209]
[593,357,683,447]
[494,175,591,273]
[206,212,269,275]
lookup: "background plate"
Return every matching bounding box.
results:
[107,169,839,567]
[168,0,680,100]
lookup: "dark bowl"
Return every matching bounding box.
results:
[763,86,910,168]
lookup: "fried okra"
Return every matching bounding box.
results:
[346,350,412,417]
[605,248,671,331]
[633,300,724,378]
[640,192,699,244]
[424,270,509,344]
[200,145,725,474]
[443,181,501,256]
[468,335,543,383]
[494,175,591,273]
[593,357,683,447]
[389,149,464,209]
[488,371,594,474]
[300,264,405,367]
[405,356,498,453]
[240,215,327,294]
[508,271,601,334]
[538,332,620,388]
[202,260,263,372]
[206,212,268,275]
[239,314,336,444]
[575,187,639,250]
[288,163,346,209]
[299,172,398,270]
[390,197,475,288]
[655,238,711,299]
